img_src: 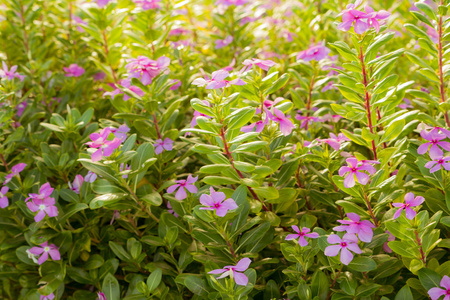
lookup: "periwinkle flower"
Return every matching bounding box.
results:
[428,275,450,300]
[297,45,330,62]
[170,79,181,90]
[285,226,319,246]
[365,6,390,33]
[68,175,84,194]
[295,112,323,129]
[192,70,245,89]
[216,0,248,6]
[398,98,413,109]
[111,124,130,142]
[266,108,294,136]
[241,117,268,133]
[97,292,107,300]
[318,133,350,151]
[28,242,60,265]
[199,187,238,217]
[134,0,161,10]
[333,213,375,243]
[93,71,106,81]
[85,128,122,162]
[154,138,174,155]
[26,182,54,202]
[85,171,98,183]
[383,230,395,253]
[16,101,27,117]
[208,258,251,286]
[191,100,213,127]
[96,0,112,8]
[338,157,377,188]
[64,64,85,77]
[103,79,145,101]
[3,163,27,184]
[215,36,233,49]
[324,233,362,265]
[125,56,170,85]
[27,196,58,222]
[425,154,450,173]
[392,192,424,220]
[0,186,9,208]
[167,175,198,200]
[40,294,55,300]
[417,128,450,158]
[241,58,276,73]
[0,61,25,81]
[119,163,131,178]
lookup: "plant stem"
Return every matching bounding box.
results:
[414,230,427,267]
[358,46,378,160]
[153,114,162,139]
[437,4,450,127]
[0,153,9,172]
[326,266,342,300]
[363,190,379,227]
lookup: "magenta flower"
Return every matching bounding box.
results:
[167,175,198,200]
[383,230,395,253]
[215,36,233,49]
[125,56,170,85]
[103,79,145,101]
[167,202,179,217]
[192,70,245,89]
[318,133,350,151]
[216,0,248,6]
[134,0,161,10]
[392,192,425,220]
[97,291,107,300]
[93,71,106,81]
[27,196,58,222]
[285,226,319,246]
[85,128,122,162]
[398,98,413,109]
[428,275,450,300]
[85,171,98,183]
[68,175,84,194]
[154,138,174,155]
[241,117,268,133]
[3,163,26,184]
[26,182,54,202]
[96,0,112,8]
[170,79,181,90]
[266,108,294,136]
[324,233,362,265]
[28,241,60,265]
[417,128,450,158]
[111,124,130,142]
[40,293,55,300]
[208,258,251,286]
[241,58,276,72]
[199,187,238,217]
[339,158,377,188]
[365,6,390,33]
[0,62,25,81]
[336,0,370,34]
[191,101,213,127]
[321,81,337,92]
[425,154,450,173]
[120,163,131,178]
[73,15,87,32]
[64,64,85,77]
[297,45,330,62]
[295,112,323,129]
[0,186,9,208]
[333,213,375,243]
[16,101,27,117]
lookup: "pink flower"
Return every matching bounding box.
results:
[64,64,85,77]
[337,0,369,34]
[216,0,248,6]
[167,175,198,200]
[241,117,268,133]
[383,230,395,253]
[26,182,54,202]
[73,15,87,32]
[297,45,330,61]
[324,233,362,265]
[0,186,9,208]
[134,0,161,10]
[169,28,191,36]
[69,175,84,194]
[365,6,390,33]
[85,128,122,162]
[97,291,107,300]
[215,36,233,49]
[170,79,181,90]
[93,71,106,81]
[3,163,27,184]
[28,241,60,265]
[241,58,276,72]
[154,138,174,154]
[191,101,213,127]
[111,124,130,142]
[199,187,238,217]
[398,98,413,109]
[120,163,131,178]
[125,56,170,85]
[96,0,112,8]
[333,213,375,243]
[167,202,178,217]
[417,128,450,158]
[192,70,245,89]
[0,61,25,81]
[40,293,55,300]
[321,81,337,92]
[208,258,251,286]
[425,154,450,173]
[318,133,350,151]
[85,171,98,183]
[266,108,294,136]
[26,196,58,222]
[428,275,450,300]
[103,79,145,101]
[392,192,425,220]
[16,101,27,117]
[285,226,319,246]
[338,158,377,188]
[295,112,323,129]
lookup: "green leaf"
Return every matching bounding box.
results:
[184,276,209,296]
[90,193,127,209]
[141,192,162,206]
[418,268,442,290]
[379,119,405,144]
[102,273,120,300]
[235,141,268,152]
[236,221,271,252]
[109,241,132,261]
[415,2,438,20]
[395,285,413,300]
[92,180,127,194]
[387,241,418,258]
[311,271,329,300]
[227,107,256,131]
[79,159,119,184]
[356,283,380,297]
[59,203,88,223]
[265,73,290,95]
[202,176,240,185]
[347,257,377,272]
[146,268,162,293]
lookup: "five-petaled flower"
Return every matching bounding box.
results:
[40,293,55,300]
[266,108,294,136]
[26,182,54,202]
[167,175,198,200]
[103,79,145,101]
[134,0,161,10]
[392,192,424,220]
[3,163,26,184]
[154,138,174,155]
[417,128,450,158]
[192,70,245,89]
[333,213,375,243]
[26,195,58,222]
[68,175,84,194]
[28,241,61,265]
[285,226,319,246]
[64,64,85,77]
[0,186,9,208]
[85,171,98,183]
[297,45,330,61]
[215,36,233,49]
[199,187,238,217]
[0,61,25,81]
[111,124,130,142]
[241,58,276,73]
[96,0,112,8]
[208,257,251,286]
[339,157,377,188]
[324,233,362,265]
[318,133,350,151]
[85,128,122,162]
[428,275,450,300]
[125,56,170,85]
[425,153,450,173]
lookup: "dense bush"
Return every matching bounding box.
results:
[1,0,450,299]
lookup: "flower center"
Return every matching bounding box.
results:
[39,204,46,210]
[340,242,347,247]
[44,247,50,252]
[351,167,357,172]
[214,203,220,208]
[439,159,444,164]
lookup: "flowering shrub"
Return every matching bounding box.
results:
[1,0,450,299]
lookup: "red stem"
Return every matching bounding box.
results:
[438,7,450,127]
